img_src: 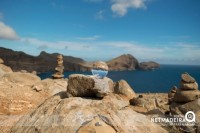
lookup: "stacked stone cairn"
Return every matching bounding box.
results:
[168,86,177,104]
[52,54,64,79]
[172,73,200,103]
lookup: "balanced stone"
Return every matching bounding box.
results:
[181,73,195,83]
[173,89,200,103]
[52,54,64,79]
[180,81,198,90]
[168,86,177,104]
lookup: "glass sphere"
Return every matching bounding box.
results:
[91,61,108,79]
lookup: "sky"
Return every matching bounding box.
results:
[0,0,200,65]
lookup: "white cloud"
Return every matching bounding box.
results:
[20,37,94,51]
[0,22,19,40]
[19,37,200,64]
[76,35,101,41]
[95,10,106,20]
[111,0,147,17]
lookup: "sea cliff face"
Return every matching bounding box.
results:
[0,47,160,72]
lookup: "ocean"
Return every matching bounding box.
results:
[38,65,200,93]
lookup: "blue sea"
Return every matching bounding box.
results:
[38,65,200,93]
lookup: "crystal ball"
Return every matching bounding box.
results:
[91,61,108,79]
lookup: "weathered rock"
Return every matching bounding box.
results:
[20,70,27,73]
[10,93,167,133]
[34,78,68,95]
[173,89,200,103]
[130,97,146,107]
[170,99,200,115]
[0,58,4,64]
[93,61,108,71]
[2,72,41,86]
[67,74,113,98]
[0,64,13,73]
[78,117,116,133]
[180,81,198,90]
[181,73,195,83]
[31,71,37,75]
[114,80,136,99]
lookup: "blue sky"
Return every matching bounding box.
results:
[0,0,200,65]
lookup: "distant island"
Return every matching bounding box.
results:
[0,47,160,73]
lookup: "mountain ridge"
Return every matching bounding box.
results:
[0,47,160,72]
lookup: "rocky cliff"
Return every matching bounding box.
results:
[0,47,160,72]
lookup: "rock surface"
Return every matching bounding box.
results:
[66,74,113,98]
[10,93,167,133]
[78,117,116,133]
[0,58,4,64]
[114,80,136,99]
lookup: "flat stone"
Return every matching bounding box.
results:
[173,89,200,103]
[52,74,64,79]
[181,73,195,83]
[55,66,64,72]
[57,54,63,59]
[180,81,198,90]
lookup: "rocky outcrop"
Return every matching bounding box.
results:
[0,58,4,64]
[114,80,136,99]
[0,58,13,78]
[66,74,114,98]
[10,93,167,133]
[107,54,140,71]
[139,61,160,70]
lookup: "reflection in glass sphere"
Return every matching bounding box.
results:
[92,69,108,79]
[91,61,108,79]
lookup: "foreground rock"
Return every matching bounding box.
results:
[66,74,113,98]
[10,93,167,133]
[114,80,136,99]
[0,58,13,78]
[0,58,4,64]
